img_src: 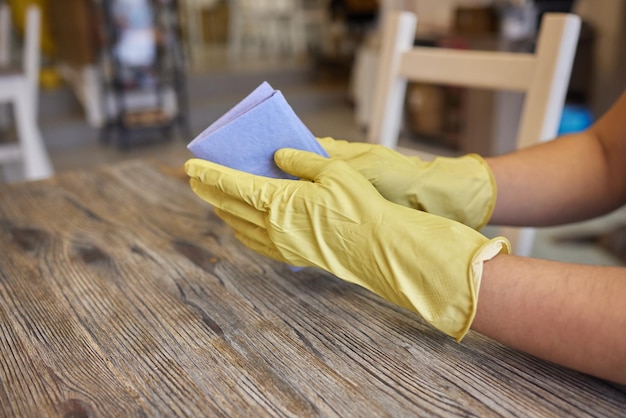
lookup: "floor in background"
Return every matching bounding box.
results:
[42,54,361,171]
[37,54,626,268]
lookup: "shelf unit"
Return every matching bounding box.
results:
[95,0,189,149]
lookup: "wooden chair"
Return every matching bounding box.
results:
[0,4,53,182]
[367,11,581,256]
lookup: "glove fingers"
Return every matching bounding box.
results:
[275,149,376,193]
[190,179,266,228]
[217,208,310,268]
[214,207,291,263]
[315,141,419,190]
[274,148,331,182]
[315,136,335,151]
[233,230,291,264]
[214,208,270,244]
[186,158,277,211]
[184,158,234,185]
[316,137,375,159]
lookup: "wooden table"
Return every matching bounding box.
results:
[1,159,624,417]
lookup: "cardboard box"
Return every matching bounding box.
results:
[48,0,98,67]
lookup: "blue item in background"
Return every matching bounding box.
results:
[558,104,594,135]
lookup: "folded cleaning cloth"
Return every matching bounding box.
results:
[187,81,328,179]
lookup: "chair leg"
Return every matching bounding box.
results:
[14,93,54,180]
[499,226,537,257]
[0,102,10,130]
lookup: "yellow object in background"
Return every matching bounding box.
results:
[317,137,497,230]
[9,0,60,89]
[185,150,510,340]
[39,65,60,89]
[9,0,54,57]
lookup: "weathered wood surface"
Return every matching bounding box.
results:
[0,159,624,417]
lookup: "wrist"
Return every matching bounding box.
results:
[416,154,497,229]
[378,207,509,340]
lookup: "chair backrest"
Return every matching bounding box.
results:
[367,11,581,256]
[0,5,42,105]
[23,5,41,110]
[0,5,52,182]
[0,3,10,67]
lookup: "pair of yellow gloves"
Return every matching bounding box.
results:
[185,138,509,341]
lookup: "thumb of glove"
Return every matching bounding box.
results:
[274,148,329,181]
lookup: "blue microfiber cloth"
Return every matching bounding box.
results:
[187,81,328,179]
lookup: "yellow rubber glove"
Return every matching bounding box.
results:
[185,150,510,341]
[317,137,496,230]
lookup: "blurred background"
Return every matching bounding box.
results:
[1,0,626,264]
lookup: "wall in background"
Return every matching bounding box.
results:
[574,0,626,115]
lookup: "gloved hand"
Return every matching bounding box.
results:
[185,150,510,341]
[317,137,496,230]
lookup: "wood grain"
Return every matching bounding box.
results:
[0,159,624,417]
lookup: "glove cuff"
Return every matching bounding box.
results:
[374,208,510,343]
[420,231,510,342]
[454,236,511,341]
[468,154,498,230]
[415,154,497,230]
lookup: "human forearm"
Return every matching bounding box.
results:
[486,90,626,227]
[486,132,619,226]
[472,254,626,384]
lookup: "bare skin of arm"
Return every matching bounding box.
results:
[472,255,626,384]
[487,90,626,226]
[471,91,626,384]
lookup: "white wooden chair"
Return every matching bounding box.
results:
[0,4,53,182]
[368,11,581,256]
